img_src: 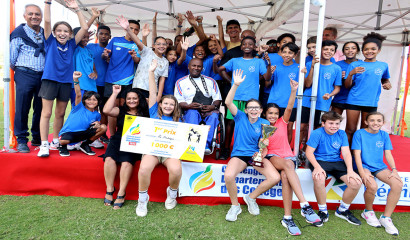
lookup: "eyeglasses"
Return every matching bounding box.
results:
[247,106,261,111]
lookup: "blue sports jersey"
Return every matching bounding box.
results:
[332,60,352,104]
[306,55,313,63]
[346,61,390,107]
[164,57,190,96]
[187,44,196,58]
[149,102,176,121]
[223,57,267,101]
[59,102,101,136]
[302,62,342,111]
[105,37,140,85]
[231,110,270,157]
[42,34,77,83]
[307,127,349,162]
[268,62,299,108]
[87,43,108,87]
[73,46,97,92]
[351,129,392,172]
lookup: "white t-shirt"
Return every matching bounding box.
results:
[174,75,222,104]
[133,45,169,91]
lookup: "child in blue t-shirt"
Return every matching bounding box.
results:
[344,33,391,144]
[223,69,280,222]
[37,0,89,158]
[306,111,362,226]
[352,112,402,235]
[136,59,183,218]
[332,41,361,115]
[58,72,107,157]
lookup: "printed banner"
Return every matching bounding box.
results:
[179,162,410,206]
[120,115,209,162]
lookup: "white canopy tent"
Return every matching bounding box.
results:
[3,0,409,150]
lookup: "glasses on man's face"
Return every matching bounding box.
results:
[247,106,261,111]
[269,43,277,47]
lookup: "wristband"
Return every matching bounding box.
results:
[44,1,52,4]
[177,25,183,28]
[392,168,397,170]
[198,23,203,25]
[74,8,80,13]
[74,81,79,85]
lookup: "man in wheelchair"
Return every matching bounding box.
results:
[175,58,222,155]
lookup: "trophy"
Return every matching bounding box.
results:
[251,124,277,168]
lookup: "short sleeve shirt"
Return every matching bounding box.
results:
[174,75,221,104]
[307,127,349,162]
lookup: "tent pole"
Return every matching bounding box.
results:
[293,0,311,169]
[308,0,326,136]
[3,0,11,151]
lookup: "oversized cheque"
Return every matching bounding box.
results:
[120,115,209,162]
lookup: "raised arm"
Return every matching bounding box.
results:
[148,59,158,108]
[87,8,100,28]
[262,53,272,81]
[304,55,318,88]
[103,85,121,117]
[65,0,88,44]
[177,37,189,65]
[73,71,82,106]
[225,69,245,117]
[185,11,206,45]
[151,12,158,46]
[216,16,226,49]
[116,15,146,51]
[44,0,52,39]
[175,13,185,36]
[210,34,224,57]
[282,80,298,123]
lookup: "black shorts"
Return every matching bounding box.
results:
[345,104,377,113]
[331,102,347,110]
[97,85,108,112]
[104,83,133,99]
[103,135,141,165]
[309,160,347,181]
[38,79,71,101]
[59,127,97,143]
[135,88,149,99]
[301,106,322,126]
[279,107,297,122]
[232,156,253,166]
[217,80,230,107]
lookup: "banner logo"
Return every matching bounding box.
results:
[189,165,215,194]
[129,124,141,135]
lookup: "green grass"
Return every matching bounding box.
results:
[0,195,408,239]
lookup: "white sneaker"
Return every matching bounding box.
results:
[361,211,381,227]
[49,141,60,151]
[379,216,399,235]
[136,196,149,217]
[90,139,104,149]
[243,194,260,215]
[37,145,49,157]
[67,142,81,151]
[165,187,177,210]
[225,204,242,222]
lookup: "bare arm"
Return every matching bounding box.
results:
[225,69,245,117]
[87,8,100,28]
[73,71,82,106]
[157,76,165,103]
[175,13,184,36]
[103,85,121,117]
[282,80,298,123]
[177,37,189,65]
[151,12,158,46]
[148,59,158,108]
[116,15,146,51]
[262,53,272,81]
[216,15,226,49]
[44,0,52,39]
[65,0,89,44]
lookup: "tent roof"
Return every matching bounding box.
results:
[56,0,409,45]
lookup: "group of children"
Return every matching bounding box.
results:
[31,1,402,236]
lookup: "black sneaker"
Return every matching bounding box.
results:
[219,148,230,160]
[59,145,70,157]
[318,210,329,223]
[100,135,110,144]
[335,209,361,225]
[31,139,41,146]
[79,142,96,156]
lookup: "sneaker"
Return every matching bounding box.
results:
[281,218,302,236]
[220,148,230,160]
[243,194,260,215]
[165,187,177,210]
[37,145,49,157]
[136,196,149,217]
[31,139,41,146]
[90,139,104,149]
[335,209,361,225]
[67,142,81,151]
[100,135,110,144]
[79,142,96,156]
[49,141,60,151]
[17,143,30,153]
[379,216,399,235]
[204,147,212,155]
[59,146,70,157]
[225,204,242,222]
[361,211,381,228]
[318,210,329,223]
[301,205,322,226]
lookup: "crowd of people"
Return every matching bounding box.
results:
[10,0,403,236]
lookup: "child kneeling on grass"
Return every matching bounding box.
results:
[352,112,403,235]
[58,71,107,157]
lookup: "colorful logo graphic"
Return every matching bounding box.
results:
[129,124,141,135]
[325,177,347,200]
[189,165,215,194]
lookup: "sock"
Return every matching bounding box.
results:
[364,209,373,213]
[300,202,309,208]
[41,141,49,147]
[380,215,387,219]
[169,187,178,199]
[284,215,292,220]
[52,138,59,144]
[338,201,350,212]
[318,204,328,213]
[138,191,148,202]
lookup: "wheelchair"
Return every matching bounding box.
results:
[207,112,225,159]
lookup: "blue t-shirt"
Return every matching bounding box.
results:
[346,61,390,107]
[268,62,299,108]
[201,57,214,78]
[351,129,393,172]
[42,34,77,83]
[59,102,101,136]
[332,60,357,104]
[307,127,349,162]
[73,46,96,92]
[105,37,140,85]
[223,57,267,101]
[149,102,176,121]
[231,111,270,157]
[302,62,342,111]
[164,57,190,96]
[306,55,313,63]
[87,43,108,87]
[187,44,196,58]
[205,49,227,81]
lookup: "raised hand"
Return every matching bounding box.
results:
[91,8,100,18]
[232,69,246,86]
[116,15,129,30]
[311,54,319,65]
[209,34,217,41]
[142,23,151,37]
[112,84,121,94]
[270,65,276,74]
[259,44,269,52]
[290,79,299,91]
[195,15,203,23]
[153,12,158,23]
[180,37,189,51]
[149,59,158,72]
[262,52,271,65]
[213,54,222,63]
[65,0,79,9]
[185,11,196,25]
[177,13,185,24]
[216,15,223,22]
[73,71,82,80]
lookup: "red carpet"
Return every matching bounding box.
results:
[1,135,409,212]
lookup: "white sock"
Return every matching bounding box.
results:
[318,204,328,213]
[52,138,59,144]
[139,191,148,202]
[338,201,350,212]
[284,215,292,220]
[300,202,309,208]
[169,187,178,199]
[41,141,48,147]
